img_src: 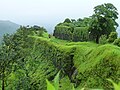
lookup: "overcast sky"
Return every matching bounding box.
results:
[0,0,120,32]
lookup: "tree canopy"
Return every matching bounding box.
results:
[89,3,119,43]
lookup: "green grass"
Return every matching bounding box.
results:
[30,34,120,89]
[1,31,120,90]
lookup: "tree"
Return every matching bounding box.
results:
[89,3,119,43]
[74,17,92,27]
[64,18,71,23]
[81,17,92,27]
[0,34,16,90]
[9,26,50,89]
[94,3,118,27]
[0,25,49,90]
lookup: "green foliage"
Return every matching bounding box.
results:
[72,85,75,90]
[89,3,118,43]
[99,35,107,44]
[73,44,120,90]
[46,79,55,90]
[46,72,60,90]
[31,36,75,79]
[75,17,92,27]
[32,36,120,89]
[53,3,119,44]
[94,3,118,23]
[53,17,92,42]
[113,38,120,47]
[0,4,120,90]
[54,71,60,90]
[64,18,71,23]
[59,76,74,90]
[46,72,76,90]
[54,25,72,40]
[73,27,89,42]
[108,32,118,43]
[107,79,120,90]
[54,20,90,42]
[0,25,53,90]
[0,34,17,90]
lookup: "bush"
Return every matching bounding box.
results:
[107,32,118,43]
[113,38,120,47]
[53,22,89,42]
[46,72,75,90]
[72,27,89,42]
[53,25,72,40]
[99,35,107,44]
[107,79,120,90]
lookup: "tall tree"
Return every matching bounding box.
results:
[0,34,16,90]
[89,3,119,43]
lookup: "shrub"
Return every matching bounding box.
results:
[72,27,89,42]
[46,72,76,90]
[53,25,72,40]
[113,38,120,47]
[54,22,89,42]
[46,71,60,90]
[107,32,118,43]
[99,35,107,44]
[107,79,120,90]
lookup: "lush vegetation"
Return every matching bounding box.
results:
[0,25,120,90]
[0,3,120,90]
[53,3,118,44]
[47,72,120,90]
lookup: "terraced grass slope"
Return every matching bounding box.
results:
[30,33,120,90]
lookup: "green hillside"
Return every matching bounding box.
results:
[0,3,120,90]
[30,33,120,90]
[0,25,120,90]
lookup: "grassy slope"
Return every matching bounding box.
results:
[30,33,120,89]
[74,44,120,89]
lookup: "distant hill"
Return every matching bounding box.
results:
[0,20,19,42]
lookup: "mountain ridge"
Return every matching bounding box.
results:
[0,20,19,42]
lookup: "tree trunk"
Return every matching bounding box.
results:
[2,79,5,90]
[96,35,99,44]
[2,69,5,90]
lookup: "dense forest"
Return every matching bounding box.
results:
[0,3,120,90]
